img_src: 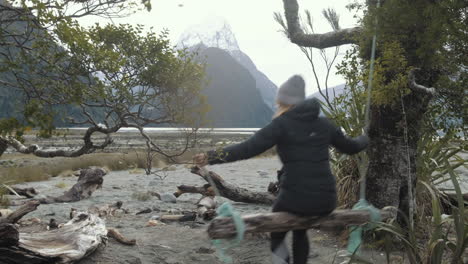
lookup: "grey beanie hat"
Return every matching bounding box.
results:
[276,75,306,105]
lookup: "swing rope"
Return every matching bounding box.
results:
[204,167,245,263]
[347,0,382,255]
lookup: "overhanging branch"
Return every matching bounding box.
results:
[282,0,360,48]
[2,125,118,158]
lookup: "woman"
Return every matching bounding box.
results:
[193,75,369,264]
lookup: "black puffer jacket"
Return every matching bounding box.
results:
[207,98,369,215]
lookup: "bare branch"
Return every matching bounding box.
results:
[282,0,360,48]
[2,125,117,158]
[408,68,436,96]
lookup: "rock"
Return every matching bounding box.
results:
[196,247,214,254]
[179,212,197,222]
[48,219,59,230]
[146,220,165,227]
[148,181,159,186]
[160,192,177,203]
[257,170,269,177]
[150,215,160,220]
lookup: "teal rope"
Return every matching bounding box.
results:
[212,202,246,263]
[347,199,381,254]
[348,0,381,255]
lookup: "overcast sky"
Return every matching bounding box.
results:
[81,0,360,95]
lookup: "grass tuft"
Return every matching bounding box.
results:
[0,152,166,186]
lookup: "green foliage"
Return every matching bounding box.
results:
[321,47,368,208]
[416,131,466,186]
[370,41,410,105]
[353,0,466,134]
[1,0,208,152]
[0,0,179,138]
[377,169,468,264]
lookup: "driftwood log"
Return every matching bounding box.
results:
[107,228,136,246]
[190,166,275,205]
[159,213,197,222]
[1,212,107,263]
[8,187,38,198]
[208,207,397,239]
[39,167,106,204]
[0,200,40,225]
[174,184,215,198]
[0,201,108,263]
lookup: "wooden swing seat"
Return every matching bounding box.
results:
[207,207,396,239]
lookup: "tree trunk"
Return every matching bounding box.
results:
[366,91,431,221]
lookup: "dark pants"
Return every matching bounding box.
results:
[271,228,309,264]
[270,190,335,264]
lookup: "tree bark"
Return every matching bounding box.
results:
[366,90,432,221]
[208,207,396,239]
[190,166,275,205]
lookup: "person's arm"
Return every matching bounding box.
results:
[331,126,369,155]
[206,119,282,165]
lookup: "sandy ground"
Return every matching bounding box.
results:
[8,157,394,264]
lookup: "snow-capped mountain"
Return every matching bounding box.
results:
[178,17,240,52]
[178,17,277,112]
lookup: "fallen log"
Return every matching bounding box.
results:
[8,187,38,198]
[0,200,40,224]
[208,207,397,239]
[0,212,107,264]
[38,167,106,204]
[190,166,275,205]
[160,212,197,222]
[107,228,136,246]
[174,184,215,197]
